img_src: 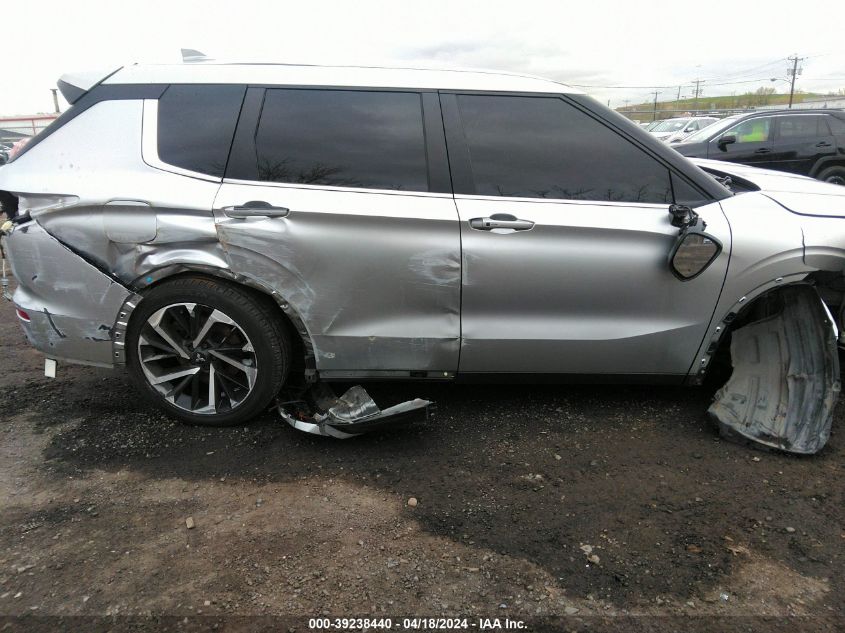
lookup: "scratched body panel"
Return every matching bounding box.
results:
[214,183,461,373]
[5,222,133,366]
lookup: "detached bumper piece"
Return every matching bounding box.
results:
[709,286,841,454]
[278,383,431,439]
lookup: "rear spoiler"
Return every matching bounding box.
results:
[57,66,123,104]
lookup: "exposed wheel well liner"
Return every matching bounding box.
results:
[707,283,840,454]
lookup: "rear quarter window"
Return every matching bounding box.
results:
[157,84,246,178]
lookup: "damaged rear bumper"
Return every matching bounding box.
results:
[2,221,135,367]
[709,285,840,454]
[278,384,431,439]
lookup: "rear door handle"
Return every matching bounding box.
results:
[222,200,290,219]
[754,148,772,154]
[815,141,833,148]
[469,214,535,231]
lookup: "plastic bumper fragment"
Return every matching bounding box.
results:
[278,384,431,439]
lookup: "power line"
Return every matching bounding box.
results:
[568,76,801,90]
[697,58,787,82]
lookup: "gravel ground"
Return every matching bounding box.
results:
[0,286,843,632]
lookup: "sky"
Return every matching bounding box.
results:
[2,0,844,116]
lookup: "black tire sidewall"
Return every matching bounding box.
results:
[126,278,288,426]
[819,166,845,186]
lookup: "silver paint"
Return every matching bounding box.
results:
[105,63,585,95]
[213,182,461,373]
[3,221,133,367]
[277,384,431,439]
[454,196,731,374]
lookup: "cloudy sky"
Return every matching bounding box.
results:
[2,0,844,116]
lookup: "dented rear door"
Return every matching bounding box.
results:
[215,87,460,376]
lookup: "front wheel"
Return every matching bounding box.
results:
[818,165,845,187]
[126,277,290,426]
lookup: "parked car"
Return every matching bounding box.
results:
[1,63,844,453]
[673,109,845,185]
[642,119,664,131]
[649,116,718,143]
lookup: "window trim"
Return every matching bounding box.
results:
[224,86,452,195]
[452,191,669,209]
[221,176,455,199]
[442,91,690,205]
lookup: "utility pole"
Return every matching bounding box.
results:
[650,91,661,121]
[677,85,682,102]
[787,54,804,109]
[50,88,60,113]
[691,79,704,112]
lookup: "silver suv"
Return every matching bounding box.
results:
[1,63,844,453]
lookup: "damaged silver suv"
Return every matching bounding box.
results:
[1,62,843,453]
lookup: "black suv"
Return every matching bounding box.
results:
[673,109,845,185]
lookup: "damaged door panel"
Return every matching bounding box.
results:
[214,183,462,376]
[709,285,840,454]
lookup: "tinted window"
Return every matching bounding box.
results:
[777,115,824,139]
[723,118,771,144]
[157,84,245,178]
[255,89,428,191]
[828,115,845,135]
[457,95,672,203]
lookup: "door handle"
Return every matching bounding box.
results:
[754,148,772,154]
[815,141,833,148]
[222,201,290,219]
[469,214,534,231]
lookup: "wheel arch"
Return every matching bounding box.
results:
[694,272,843,385]
[114,265,316,379]
[810,156,845,179]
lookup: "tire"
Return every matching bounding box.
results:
[126,277,290,426]
[818,165,845,187]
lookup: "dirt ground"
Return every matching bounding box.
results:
[0,288,843,633]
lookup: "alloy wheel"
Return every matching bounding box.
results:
[137,302,257,415]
